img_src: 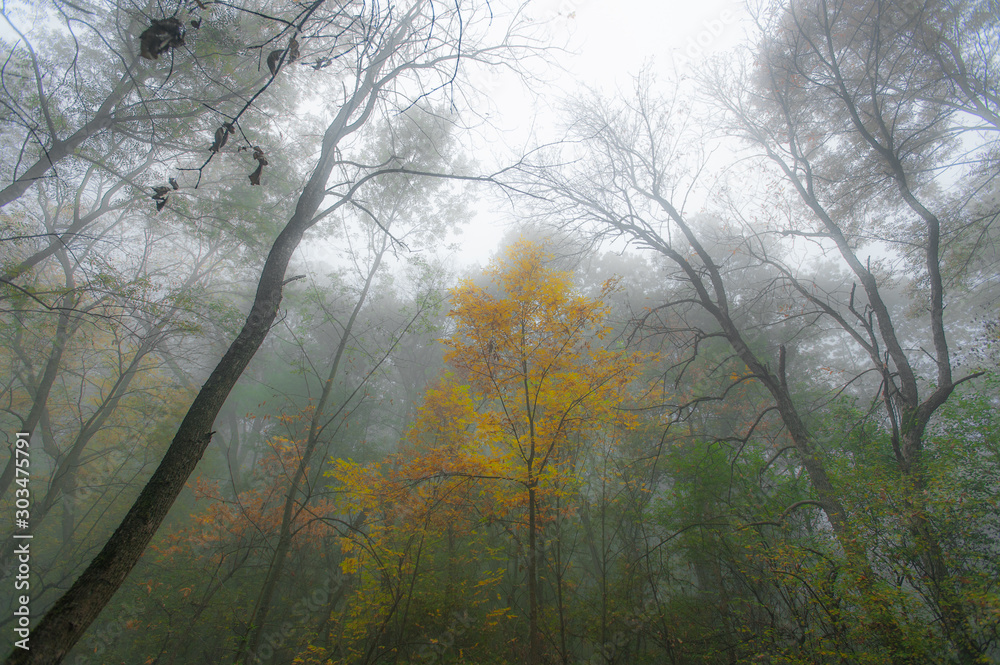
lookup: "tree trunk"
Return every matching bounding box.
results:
[527,480,541,665]
[1,80,358,661]
[238,242,388,664]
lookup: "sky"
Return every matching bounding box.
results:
[553,0,750,84]
[442,0,753,267]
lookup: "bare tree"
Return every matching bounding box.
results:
[711,2,997,659]
[522,0,998,651]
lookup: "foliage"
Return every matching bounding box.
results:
[325,239,647,664]
[3,0,999,663]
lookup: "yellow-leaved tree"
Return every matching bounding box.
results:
[445,238,643,663]
[328,239,644,664]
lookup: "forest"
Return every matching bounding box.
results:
[0,0,998,663]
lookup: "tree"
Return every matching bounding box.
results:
[446,238,642,663]
[329,377,502,664]
[0,177,236,613]
[521,0,999,653]
[238,207,449,664]
[3,1,528,662]
[0,0,286,210]
[713,1,998,659]
[328,238,644,664]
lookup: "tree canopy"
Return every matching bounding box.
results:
[1,0,998,663]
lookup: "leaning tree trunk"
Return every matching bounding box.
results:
[238,242,387,664]
[3,216,308,665]
[1,60,381,663]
